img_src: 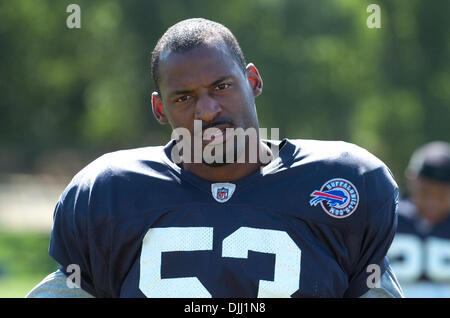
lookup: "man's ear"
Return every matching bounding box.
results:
[246,63,263,97]
[151,92,169,125]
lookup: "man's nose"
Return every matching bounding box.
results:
[194,92,221,122]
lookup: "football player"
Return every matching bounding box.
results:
[387,141,450,297]
[27,18,402,298]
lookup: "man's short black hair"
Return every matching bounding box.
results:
[151,18,247,94]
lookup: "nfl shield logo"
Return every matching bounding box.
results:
[217,187,228,200]
[211,183,236,203]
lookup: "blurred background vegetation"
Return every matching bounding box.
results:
[0,0,449,297]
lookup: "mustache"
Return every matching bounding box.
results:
[201,119,234,131]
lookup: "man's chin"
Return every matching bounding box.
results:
[201,161,231,168]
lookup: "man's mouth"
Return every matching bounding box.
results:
[202,124,232,145]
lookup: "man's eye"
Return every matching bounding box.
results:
[176,95,191,103]
[215,83,231,90]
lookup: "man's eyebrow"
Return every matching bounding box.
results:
[172,89,193,96]
[210,76,231,87]
[170,76,232,96]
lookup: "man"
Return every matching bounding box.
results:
[27,18,402,298]
[387,141,450,297]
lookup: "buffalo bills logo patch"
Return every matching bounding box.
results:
[310,178,359,218]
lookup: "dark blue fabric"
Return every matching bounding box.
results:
[49,139,398,297]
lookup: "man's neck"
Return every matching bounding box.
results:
[182,141,274,182]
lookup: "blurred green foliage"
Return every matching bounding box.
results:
[0,232,54,276]
[0,0,449,192]
[0,232,56,297]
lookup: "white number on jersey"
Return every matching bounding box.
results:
[388,234,450,283]
[139,226,302,298]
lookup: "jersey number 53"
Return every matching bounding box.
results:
[139,226,302,298]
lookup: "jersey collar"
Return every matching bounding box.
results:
[159,138,296,196]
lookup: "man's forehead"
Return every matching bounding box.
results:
[158,43,241,92]
[415,176,450,191]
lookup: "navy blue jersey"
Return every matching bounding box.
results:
[387,199,450,297]
[49,139,399,298]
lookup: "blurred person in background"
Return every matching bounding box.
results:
[388,141,450,297]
